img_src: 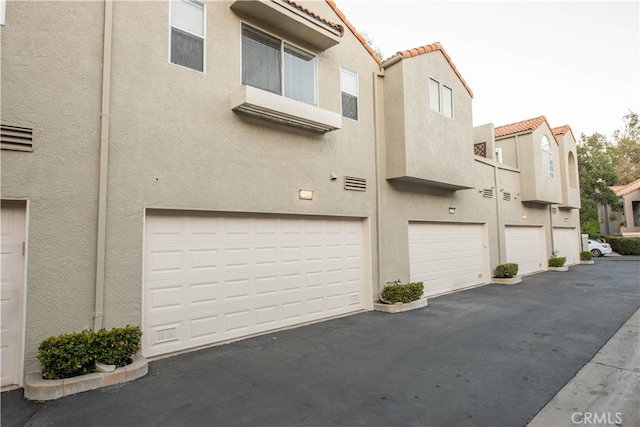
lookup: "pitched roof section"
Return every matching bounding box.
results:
[552,125,572,136]
[611,179,640,196]
[325,0,382,65]
[381,42,473,98]
[284,0,344,36]
[495,115,560,146]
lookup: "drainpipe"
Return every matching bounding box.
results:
[94,0,113,331]
[373,70,384,297]
[493,163,503,263]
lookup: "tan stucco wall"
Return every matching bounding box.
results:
[2,0,381,374]
[1,1,105,372]
[555,131,581,209]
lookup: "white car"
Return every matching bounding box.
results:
[588,239,613,257]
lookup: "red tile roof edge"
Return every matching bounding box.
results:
[380,42,473,98]
[552,125,571,136]
[494,115,559,146]
[284,0,344,36]
[325,0,382,65]
[611,179,640,196]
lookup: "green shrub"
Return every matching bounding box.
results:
[548,256,567,267]
[580,251,593,261]
[37,325,142,379]
[495,263,518,278]
[38,330,96,380]
[94,325,142,367]
[380,282,424,303]
[605,236,640,255]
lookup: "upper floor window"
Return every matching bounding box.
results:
[170,0,205,72]
[242,24,317,106]
[495,147,503,164]
[429,78,453,118]
[340,67,358,121]
[541,135,554,178]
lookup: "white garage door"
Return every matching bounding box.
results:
[143,211,369,357]
[553,227,578,265]
[409,222,487,298]
[505,226,545,275]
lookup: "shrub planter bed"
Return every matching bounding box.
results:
[492,276,522,285]
[24,354,148,401]
[374,296,429,313]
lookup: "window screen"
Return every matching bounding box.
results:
[442,85,453,118]
[170,0,204,72]
[284,44,316,105]
[429,78,440,112]
[341,67,358,120]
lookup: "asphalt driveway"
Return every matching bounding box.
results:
[3,256,639,427]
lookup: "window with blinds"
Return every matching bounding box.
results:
[242,24,317,106]
[170,0,205,72]
[340,67,358,120]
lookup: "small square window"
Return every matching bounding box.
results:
[170,0,205,72]
[341,67,358,120]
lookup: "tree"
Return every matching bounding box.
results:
[612,111,640,184]
[360,30,385,61]
[577,132,622,233]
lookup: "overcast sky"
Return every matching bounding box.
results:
[334,0,639,140]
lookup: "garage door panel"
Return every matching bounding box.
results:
[409,223,486,298]
[505,226,544,275]
[144,213,368,357]
[553,228,577,265]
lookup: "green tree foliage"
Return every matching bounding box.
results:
[612,111,640,184]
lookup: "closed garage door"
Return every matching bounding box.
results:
[409,222,487,298]
[553,227,578,265]
[143,211,369,357]
[505,226,545,275]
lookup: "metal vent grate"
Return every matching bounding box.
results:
[483,188,493,198]
[503,192,511,201]
[1,124,34,152]
[344,176,366,192]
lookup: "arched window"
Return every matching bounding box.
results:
[541,136,554,178]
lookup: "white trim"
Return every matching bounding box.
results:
[0,0,6,25]
[495,147,503,164]
[340,66,359,121]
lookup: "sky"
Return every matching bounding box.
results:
[334,0,639,140]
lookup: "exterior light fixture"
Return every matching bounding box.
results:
[299,190,313,200]
[522,214,527,220]
[449,207,456,214]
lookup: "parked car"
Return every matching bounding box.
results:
[588,239,613,257]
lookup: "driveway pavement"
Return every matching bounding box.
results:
[3,256,639,427]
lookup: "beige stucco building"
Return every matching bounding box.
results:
[1,0,581,388]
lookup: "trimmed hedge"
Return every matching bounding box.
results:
[38,325,142,380]
[381,282,424,303]
[548,256,566,267]
[605,236,640,255]
[495,263,518,278]
[580,251,593,261]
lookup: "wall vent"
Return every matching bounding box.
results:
[552,207,558,214]
[1,124,34,152]
[483,188,493,198]
[503,192,511,201]
[344,176,366,192]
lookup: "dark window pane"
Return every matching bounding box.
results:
[242,25,281,95]
[342,92,358,120]
[171,27,203,72]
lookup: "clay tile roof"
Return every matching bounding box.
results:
[611,179,640,196]
[495,115,560,145]
[284,0,344,36]
[325,0,381,64]
[381,42,473,98]
[552,125,572,136]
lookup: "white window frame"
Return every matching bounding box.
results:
[169,0,205,73]
[429,78,453,118]
[241,23,317,106]
[541,135,554,178]
[340,66,358,121]
[495,147,503,164]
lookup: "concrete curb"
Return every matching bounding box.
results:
[24,354,148,401]
[373,297,428,313]
[492,276,522,285]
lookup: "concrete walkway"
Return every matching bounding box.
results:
[528,308,639,427]
[2,256,639,426]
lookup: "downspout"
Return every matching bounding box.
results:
[373,69,384,297]
[493,164,503,263]
[94,0,113,331]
